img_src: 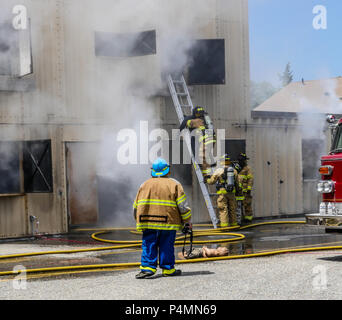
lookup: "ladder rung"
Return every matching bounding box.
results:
[176,92,188,96]
[173,80,183,84]
[209,193,218,196]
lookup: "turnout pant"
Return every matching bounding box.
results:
[198,141,216,177]
[217,193,237,227]
[140,229,177,275]
[243,194,253,220]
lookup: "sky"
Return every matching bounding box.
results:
[249,0,342,87]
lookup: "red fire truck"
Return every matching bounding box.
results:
[306,115,342,229]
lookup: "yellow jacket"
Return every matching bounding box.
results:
[186,118,216,146]
[238,165,254,192]
[133,177,191,231]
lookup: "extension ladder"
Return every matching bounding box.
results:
[167,74,219,228]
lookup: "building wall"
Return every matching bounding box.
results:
[250,120,303,217]
[247,117,330,218]
[0,0,250,237]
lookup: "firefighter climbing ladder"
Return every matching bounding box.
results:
[167,74,219,228]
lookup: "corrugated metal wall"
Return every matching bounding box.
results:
[250,119,310,218]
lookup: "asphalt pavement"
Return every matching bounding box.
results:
[1,220,342,300]
[1,251,342,300]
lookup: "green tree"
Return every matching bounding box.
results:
[279,62,294,87]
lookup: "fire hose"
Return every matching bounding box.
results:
[1,221,342,278]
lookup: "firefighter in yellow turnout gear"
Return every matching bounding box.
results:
[237,153,254,223]
[180,106,216,179]
[206,154,240,227]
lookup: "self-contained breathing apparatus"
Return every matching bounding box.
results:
[233,161,242,174]
[203,114,215,132]
[216,165,236,193]
[193,106,215,135]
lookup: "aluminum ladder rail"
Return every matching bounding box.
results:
[167,74,219,228]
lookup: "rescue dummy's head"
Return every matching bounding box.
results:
[220,154,232,166]
[151,158,170,177]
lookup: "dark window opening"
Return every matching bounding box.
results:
[170,140,192,186]
[302,139,324,180]
[187,39,226,85]
[23,140,53,193]
[0,141,21,194]
[95,30,156,58]
[222,140,246,162]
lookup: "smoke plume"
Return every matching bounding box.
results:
[83,0,215,226]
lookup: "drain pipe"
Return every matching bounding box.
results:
[29,215,40,236]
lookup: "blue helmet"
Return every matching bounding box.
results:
[151,158,170,177]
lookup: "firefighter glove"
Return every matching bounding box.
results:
[182,223,192,235]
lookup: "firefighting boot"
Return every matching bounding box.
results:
[243,216,253,223]
[229,222,239,227]
[162,269,182,277]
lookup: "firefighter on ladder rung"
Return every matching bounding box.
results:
[179,106,216,180]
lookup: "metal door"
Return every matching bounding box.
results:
[66,142,99,225]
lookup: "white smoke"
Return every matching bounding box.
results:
[297,78,342,179]
[79,0,216,226]
[298,78,341,138]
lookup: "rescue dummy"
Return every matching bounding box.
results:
[177,246,229,259]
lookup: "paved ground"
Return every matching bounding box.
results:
[1,220,342,300]
[1,250,342,300]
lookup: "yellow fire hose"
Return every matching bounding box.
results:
[1,220,342,278]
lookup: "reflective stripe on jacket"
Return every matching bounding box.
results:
[238,166,254,192]
[133,177,191,231]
